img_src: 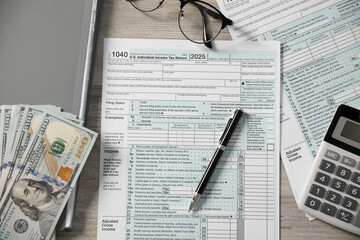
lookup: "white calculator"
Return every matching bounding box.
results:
[299,104,360,235]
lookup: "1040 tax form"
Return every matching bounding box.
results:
[98,39,280,240]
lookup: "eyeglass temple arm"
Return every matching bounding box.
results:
[191,2,233,28]
[201,13,213,49]
[190,2,233,48]
[188,2,212,48]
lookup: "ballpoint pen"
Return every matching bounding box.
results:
[188,109,243,212]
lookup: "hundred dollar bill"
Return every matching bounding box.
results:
[1,105,27,174]
[0,106,13,179]
[0,105,82,199]
[0,106,26,195]
[0,111,97,240]
[0,107,50,198]
[6,106,27,154]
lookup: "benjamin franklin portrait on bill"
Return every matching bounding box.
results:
[10,179,69,237]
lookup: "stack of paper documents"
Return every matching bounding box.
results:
[216,0,360,210]
[0,105,97,240]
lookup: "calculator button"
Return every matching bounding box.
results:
[325,190,342,204]
[325,149,340,161]
[351,172,360,185]
[342,197,358,211]
[347,184,360,198]
[335,166,352,180]
[309,184,326,198]
[336,209,353,223]
[314,172,331,186]
[320,203,337,216]
[319,160,336,173]
[330,178,347,192]
[341,156,356,167]
[305,196,321,210]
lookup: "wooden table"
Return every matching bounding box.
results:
[57,1,359,239]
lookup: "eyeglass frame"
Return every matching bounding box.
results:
[126,0,233,48]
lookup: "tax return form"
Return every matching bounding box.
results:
[98,38,280,240]
[217,0,360,205]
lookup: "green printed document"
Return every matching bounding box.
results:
[217,0,360,207]
[98,38,281,240]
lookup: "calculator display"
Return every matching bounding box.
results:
[341,120,360,143]
[332,116,360,149]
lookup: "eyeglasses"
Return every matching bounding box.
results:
[127,0,233,49]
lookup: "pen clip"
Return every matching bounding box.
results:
[219,117,232,143]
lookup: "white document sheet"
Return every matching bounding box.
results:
[98,38,281,240]
[217,0,360,203]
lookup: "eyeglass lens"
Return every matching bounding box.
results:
[178,2,223,44]
[128,0,227,44]
[128,0,164,12]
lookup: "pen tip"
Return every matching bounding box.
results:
[188,203,193,212]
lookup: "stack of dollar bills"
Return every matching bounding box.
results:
[0,105,97,240]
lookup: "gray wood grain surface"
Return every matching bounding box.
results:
[57,1,360,239]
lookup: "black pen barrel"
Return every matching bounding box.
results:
[220,109,243,146]
[196,148,224,194]
[189,109,243,211]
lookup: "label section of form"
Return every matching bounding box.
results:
[98,39,280,240]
